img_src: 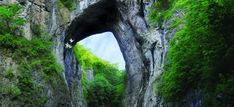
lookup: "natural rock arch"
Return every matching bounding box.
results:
[63,0,149,106]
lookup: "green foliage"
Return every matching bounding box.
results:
[0,4,64,106]
[74,44,97,69]
[4,68,16,79]
[58,0,76,11]
[148,0,175,27]
[87,74,114,107]
[0,84,21,97]
[155,0,234,106]
[0,4,25,35]
[74,44,125,107]
[8,84,21,98]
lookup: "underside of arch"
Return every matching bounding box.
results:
[65,0,119,46]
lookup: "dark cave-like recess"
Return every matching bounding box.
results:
[65,0,119,46]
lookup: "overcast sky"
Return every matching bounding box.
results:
[79,32,125,70]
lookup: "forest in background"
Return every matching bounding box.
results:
[74,44,125,107]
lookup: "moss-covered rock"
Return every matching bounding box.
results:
[0,4,71,106]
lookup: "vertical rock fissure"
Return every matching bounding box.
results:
[151,42,157,70]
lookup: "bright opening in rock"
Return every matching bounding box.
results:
[79,32,125,70]
[73,32,126,107]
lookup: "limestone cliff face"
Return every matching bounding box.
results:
[0,0,196,107]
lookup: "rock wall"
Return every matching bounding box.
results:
[141,20,177,107]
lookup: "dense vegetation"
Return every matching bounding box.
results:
[74,44,125,107]
[0,4,68,106]
[149,0,234,106]
[148,0,174,27]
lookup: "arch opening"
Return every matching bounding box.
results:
[79,32,125,70]
[64,0,148,106]
[74,31,126,106]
